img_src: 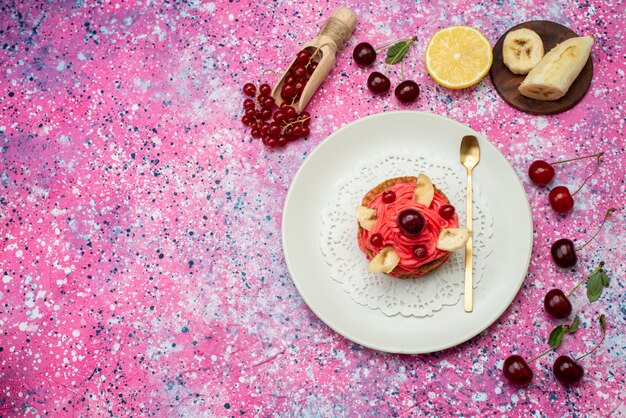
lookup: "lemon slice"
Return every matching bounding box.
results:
[425,26,493,89]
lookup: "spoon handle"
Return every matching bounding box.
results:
[464,168,473,312]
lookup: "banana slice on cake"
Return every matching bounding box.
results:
[413,173,434,207]
[519,35,594,101]
[502,28,544,75]
[356,205,377,231]
[436,228,471,251]
[368,246,400,273]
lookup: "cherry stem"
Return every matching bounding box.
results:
[400,60,405,82]
[576,208,616,251]
[382,37,416,75]
[567,261,605,298]
[375,37,412,52]
[575,315,606,362]
[550,152,604,166]
[527,347,554,364]
[571,153,602,196]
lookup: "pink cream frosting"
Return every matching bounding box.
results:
[358,181,459,277]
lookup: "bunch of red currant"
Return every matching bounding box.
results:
[353,39,420,103]
[241,80,311,148]
[279,49,318,103]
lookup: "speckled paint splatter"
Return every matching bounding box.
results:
[1,0,624,416]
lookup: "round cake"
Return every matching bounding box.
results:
[356,174,469,278]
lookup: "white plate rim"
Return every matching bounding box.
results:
[282,111,533,354]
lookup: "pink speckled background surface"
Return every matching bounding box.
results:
[1,0,625,416]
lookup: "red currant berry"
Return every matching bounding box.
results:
[292,65,308,79]
[244,108,256,118]
[273,110,286,123]
[381,190,396,204]
[243,98,255,109]
[294,81,305,94]
[295,50,311,65]
[284,106,297,118]
[412,244,428,259]
[369,233,384,247]
[241,115,252,126]
[250,128,261,139]
[549,186,574,213]
[281,84,296,99]
[301,126,310,137]
[528,160,555,186]
[292,125,304,138]
[243,83,256,96]
[307,62,318,74]
[439,205,455,219]
[259,83,271,96]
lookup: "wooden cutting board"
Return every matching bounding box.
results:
[489,20,593,115]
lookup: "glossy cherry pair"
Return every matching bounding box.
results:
[504,315,606,386]
[528,152,603,214]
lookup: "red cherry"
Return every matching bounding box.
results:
[553,356,584,385]
[549,186,574,213]
[369,233,383,247]
[503,355,533,386]
[381,190,396,204]
[243,83,256,96]
[543,289,572,318]
[439,205,455,219]
[528,160,555,186]
[412,244,428,259]
[551,238,577,268]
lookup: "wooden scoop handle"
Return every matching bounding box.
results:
[316,7,357,48]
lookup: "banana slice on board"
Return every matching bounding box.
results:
[368,246,400,273]
[502,28,544,75]
[519,35,594,101]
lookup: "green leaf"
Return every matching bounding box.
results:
[548,325,566,349]
[385,39,414,65]
[600,270,610,287]
[568,315,580,334]
[599,314,606,331]
[587,269,604,302]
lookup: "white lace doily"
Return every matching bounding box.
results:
[320,152,494,317]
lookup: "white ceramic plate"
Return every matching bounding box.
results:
[282,111,533,354]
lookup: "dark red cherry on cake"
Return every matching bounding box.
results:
[543,288,572,318]
[503,355,533,386]
[549,186,574,213]
[439,205,455,220]
[369,233,384,247]
[553,356,584,385]
[397,209,425,236]
[382,190,396,204]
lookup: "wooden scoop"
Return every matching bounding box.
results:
[271,7,357,113]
